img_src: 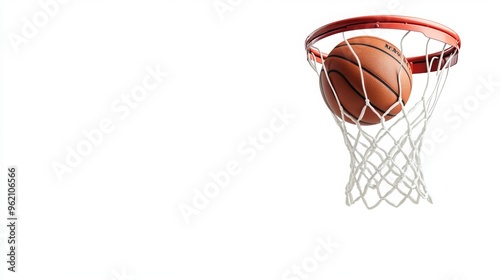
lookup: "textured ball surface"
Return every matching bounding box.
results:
[319,36,413,125]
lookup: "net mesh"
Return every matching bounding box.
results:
[307,30,459,209]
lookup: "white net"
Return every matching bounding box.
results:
[308,30,459,209]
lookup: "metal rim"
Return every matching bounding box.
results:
[305,15,461,74]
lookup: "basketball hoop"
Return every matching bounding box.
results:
[305,15,461,209]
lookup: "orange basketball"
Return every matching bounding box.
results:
[319,36,413,125]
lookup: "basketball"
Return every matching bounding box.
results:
[319,36,413,125]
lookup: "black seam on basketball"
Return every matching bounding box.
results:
[332,42,412,88]
[319,71,377,125]
[327,69,397,117]
[327,54,406,106]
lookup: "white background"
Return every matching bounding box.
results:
[1,0,499,280]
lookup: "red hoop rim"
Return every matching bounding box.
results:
[305,15,461,74]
